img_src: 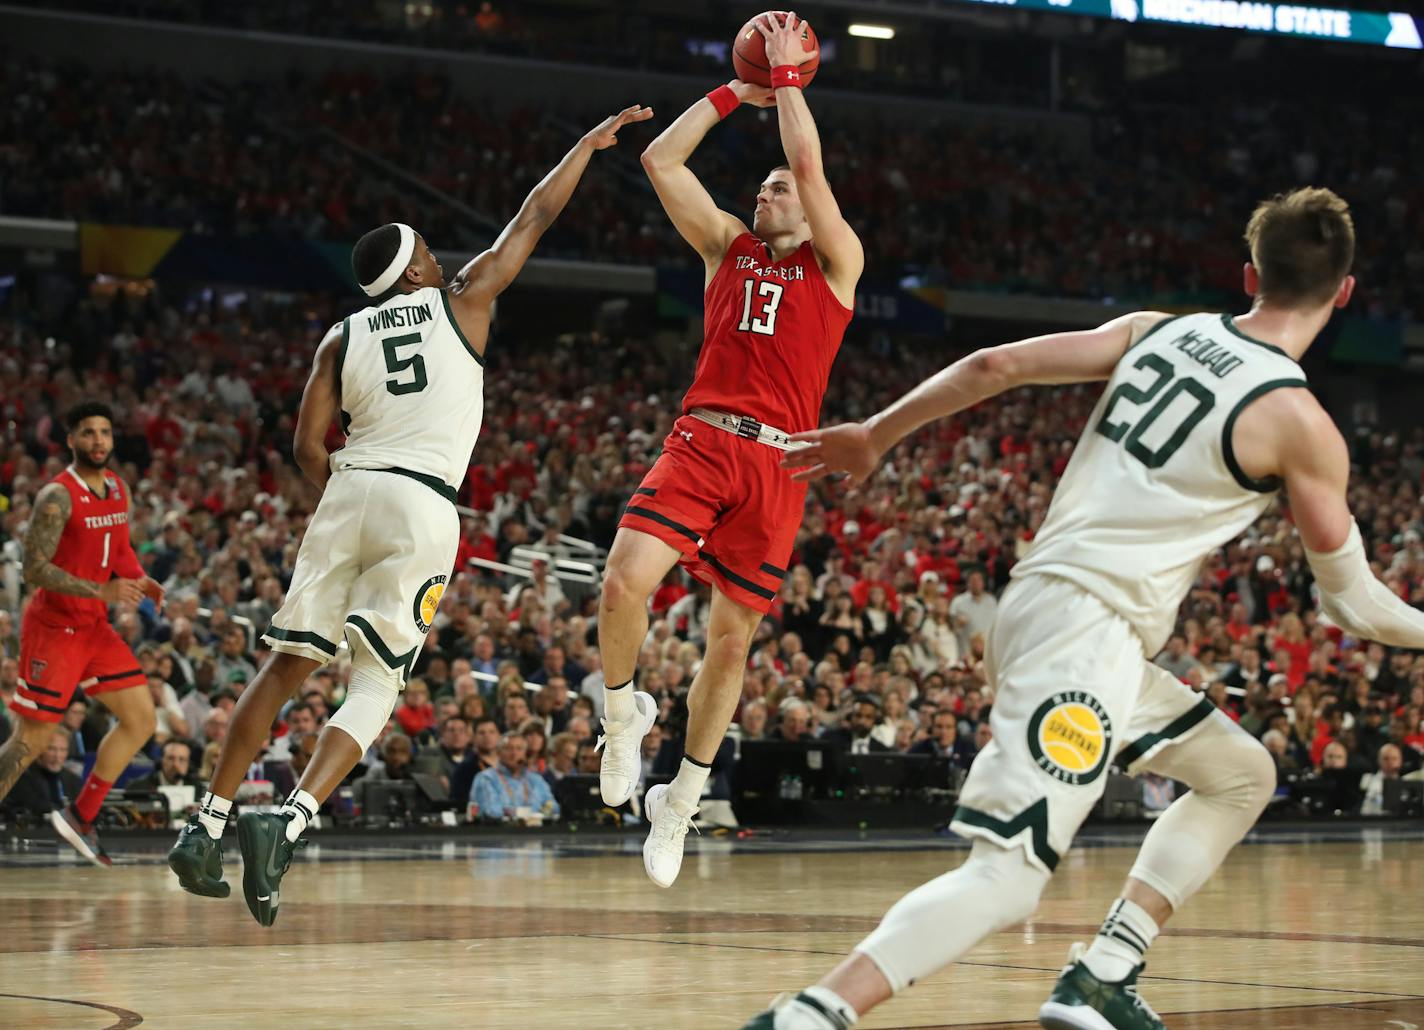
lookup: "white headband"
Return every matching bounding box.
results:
[360,222,416,297]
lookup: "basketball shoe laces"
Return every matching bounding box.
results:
[594,715,640,781]
[1122,980,1160,1022]
[648,795,699,854]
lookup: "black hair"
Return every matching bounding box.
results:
[65,401,115,431]
[351,223,416,296]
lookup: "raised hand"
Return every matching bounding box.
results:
[585,105,655,150]
[755,10,818,68]
[780,422,882,485]
[729,79,777,108]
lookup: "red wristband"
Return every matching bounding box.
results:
[770,64,803,89]
[706,84,740,120]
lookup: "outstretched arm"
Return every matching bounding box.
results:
[641,82,771,266]
[757,13,863,292]
[1275,394,1424,647]
[454,105,653,305]
[782,310,1170,483]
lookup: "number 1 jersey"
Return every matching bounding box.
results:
[684,233,853,434]
[1012,312,1308,654]
[335,286,486,490]
[30,468,141,627]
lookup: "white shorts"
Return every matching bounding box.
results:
[952,573,1225,874]
[262,467,459,682]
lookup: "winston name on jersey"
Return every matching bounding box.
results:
[335,286,485,491]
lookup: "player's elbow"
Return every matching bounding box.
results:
[294,440,327,474]
[971,346,1020,395]
[640,143,670,176]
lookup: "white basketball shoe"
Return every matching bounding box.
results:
[642,782,699,888]
[595,690,656,805]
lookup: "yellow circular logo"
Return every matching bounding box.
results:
[1028,691,1112,785]
[413,575,447,634]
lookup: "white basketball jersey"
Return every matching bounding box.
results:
[333,286,485,489]
[1012,312,1308,654]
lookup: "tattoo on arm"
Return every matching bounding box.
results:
[23,483,100,599]
[0,737,35,800]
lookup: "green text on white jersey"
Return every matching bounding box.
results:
[334,286,485,490]
[1013,312,1308,653]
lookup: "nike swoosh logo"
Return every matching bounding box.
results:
[265,837,287,878]
[257,895,270,902]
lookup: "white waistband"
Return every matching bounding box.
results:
[688,408,805,451]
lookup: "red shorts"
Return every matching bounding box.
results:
[619,415,806,613]
[12,607,145,724]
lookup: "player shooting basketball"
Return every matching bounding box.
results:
[594,12,863,888]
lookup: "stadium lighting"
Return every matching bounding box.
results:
[848,23,895,39]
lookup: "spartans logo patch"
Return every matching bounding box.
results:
[412,575,447,634]
[1028,691,1112,786]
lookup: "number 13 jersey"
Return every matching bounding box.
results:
[1013,312,1308,654]
[335,286,486,490]
[685,233,853,434]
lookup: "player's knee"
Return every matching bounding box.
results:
[968,842,1049,926]
[703,626,751,672]
[328,656,401,754]
[1196,732,1276,816]
[599,565,646,615]
[128,705,158,741]
[1238,737,1277,816]
[19,716,55,749]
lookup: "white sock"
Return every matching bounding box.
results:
[774,987,857,1029]
[604,679,634,722]
[668,756,709,810]
[280,789,319,842]
[197,792,232,840]
[1083,898,1160,982]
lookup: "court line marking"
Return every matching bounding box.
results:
[872,1000,1424,1030]
[578,933,1424,1002]
[0,992,143,1029]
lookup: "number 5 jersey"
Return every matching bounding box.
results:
[335,285,485,492]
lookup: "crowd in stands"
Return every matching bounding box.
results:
[5,54,1423,320]
[4,277,1424,828]
[13,0,1054,107]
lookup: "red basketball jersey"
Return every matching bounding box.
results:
[29,468,134,626]
[684,232,853,434]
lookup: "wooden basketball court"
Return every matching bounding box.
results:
[3,829,1422,1028]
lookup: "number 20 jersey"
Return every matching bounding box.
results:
[684,232,853,434]
[1012,312,1308,654]
[335,286,486,490]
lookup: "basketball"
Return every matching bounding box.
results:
[732,11,819,88]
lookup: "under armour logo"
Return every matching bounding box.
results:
[679,431,694,441]
[80,495,90,504]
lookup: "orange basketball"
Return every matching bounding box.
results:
[732,11,819,88]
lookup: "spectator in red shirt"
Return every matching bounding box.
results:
[651,569,689,617]
[851,558,899,614]
[145,402,184,454]
[1224,602,1254,643]
[1310,703,1344,768]
[395,679,437,740]
[454,514,498,571]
